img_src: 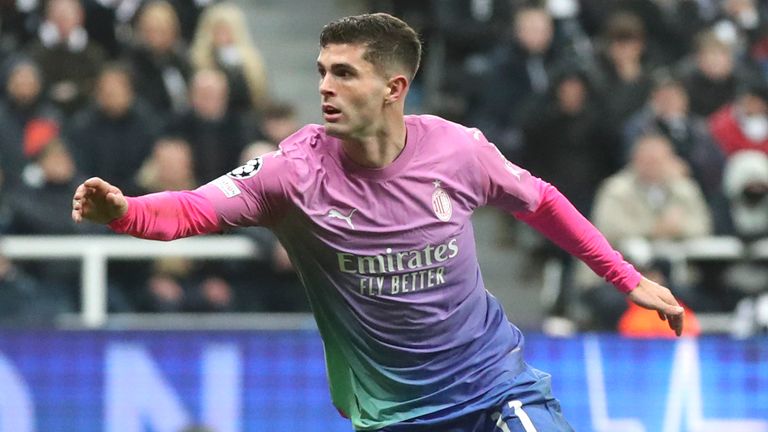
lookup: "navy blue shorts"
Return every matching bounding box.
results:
[373,366,574,432]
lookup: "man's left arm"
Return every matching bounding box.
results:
[469,128,684,335]
[515,185,684,336]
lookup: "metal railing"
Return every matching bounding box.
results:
[0,235,261,327]
[0,235,766,329]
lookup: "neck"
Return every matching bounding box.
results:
[340,112,407,168]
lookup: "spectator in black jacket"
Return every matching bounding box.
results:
[623,73,726,206]
[470,5,578,158]
[167,68,250,184]
[25,0,106,115]
[124,0,190,120]
[1,118,104,306]
[0,58,61,189]
[68,63,160,196]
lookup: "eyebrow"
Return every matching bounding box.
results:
[316,61,358,72]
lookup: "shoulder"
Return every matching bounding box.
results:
[277,123,326,158]
[408,114,483,153]
[252,124,328,178]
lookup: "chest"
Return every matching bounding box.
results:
[291,171,474,250]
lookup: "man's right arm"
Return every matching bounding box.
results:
[73,147,294,240]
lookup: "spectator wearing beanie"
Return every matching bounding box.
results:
[709,82,768,156]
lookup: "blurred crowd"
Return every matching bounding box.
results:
[0,0,308,320]
[0,0,767,334]
[373,0,768,335]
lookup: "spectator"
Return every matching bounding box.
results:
[470,5,575,157]
[0,118,101,305]
[574,134,713,328]
[722,150,768,240]
[624,73,726,203]
[519,67,619,318]
[579,0,687,63]
[26,0,106,115]
[125,0,190,119]
[680,31,748,117]
[190,2,269,114]
[428,0,513,118]
[0,58,61,188]
[261,101,300,145]
[136,136,196,193]
[721,150,768,337]
[68,62,160,196]
[134,137,196,312]
[593,12,654,133]
[135,137,238,313]
[168,68,249,184]
[591,134,712,246]
[709,80,768,156]
[165,0,214,43]
[712,0,766,58]
[521,67,618,215]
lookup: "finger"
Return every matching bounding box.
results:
[657,292,684,316]
[84,177,112,194]
[658,290,684,313]
[658,311,666,321]
[668,312,684,337]
[71,209,81,223]
[73,183,88,200]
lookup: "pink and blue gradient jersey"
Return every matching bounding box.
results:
[110,115,640,431]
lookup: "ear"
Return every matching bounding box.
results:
[384,75,409,104]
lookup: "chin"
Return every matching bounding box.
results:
[324,123,348,139]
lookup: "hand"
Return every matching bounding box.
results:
[71,177,128,224]
[627,277,684,336]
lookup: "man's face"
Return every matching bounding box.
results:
[7,64,41,106]
[190,72,229,121]
[96,71,134,118]
[697,47,733,80]
[48,0,83,38]
[514,10,553,55]
[652,84,688,119]
[317,43,390,140]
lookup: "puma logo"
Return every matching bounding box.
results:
[327,208,357,229]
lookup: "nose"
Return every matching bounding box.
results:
[319,74,335,97]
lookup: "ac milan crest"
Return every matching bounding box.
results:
[431,180,452,222]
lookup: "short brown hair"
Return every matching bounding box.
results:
[319,13,421,80]
[605,12,645,42]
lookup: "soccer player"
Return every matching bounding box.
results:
[72,13,684,432]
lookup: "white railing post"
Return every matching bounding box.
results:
[82,247,108,328]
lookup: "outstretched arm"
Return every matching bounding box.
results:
[517,185,684,336]
[72,177,221,241]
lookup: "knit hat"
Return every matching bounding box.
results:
[723,150,768,198]
[23,118,59,159]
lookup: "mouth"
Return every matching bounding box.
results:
[322,104,342,122]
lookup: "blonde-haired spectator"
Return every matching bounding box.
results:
[190,2,269,113]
